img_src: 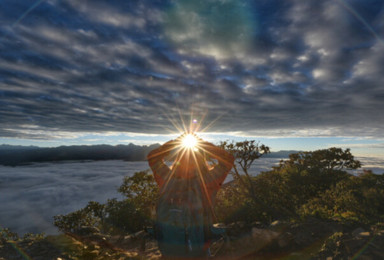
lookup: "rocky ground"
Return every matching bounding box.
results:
[1,219,384,259]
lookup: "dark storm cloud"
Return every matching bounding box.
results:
[1,0,384,139]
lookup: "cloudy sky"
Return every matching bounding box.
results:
[1,0,384,156]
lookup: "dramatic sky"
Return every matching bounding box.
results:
[1,0,384,156]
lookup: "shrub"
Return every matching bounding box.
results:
[300,170,384,225]
[54,201,105,233]
[216,148,362,224]
[103,198,149,234]
[54,171,157,235]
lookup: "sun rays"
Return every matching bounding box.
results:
[152,113,225,222]
[181,134,198,151]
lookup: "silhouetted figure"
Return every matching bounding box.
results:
[148,134,234,258]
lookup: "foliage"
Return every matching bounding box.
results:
[22,232,46,241]
[54,171,157,235]
[257,148,359,213]
[104,198,149,234]
[300,170,384,225]
[0,227,20,241]
[54,201,105,233]
[215,140,270,223]
[282,147,361,171]
[216,147,364,224]
[319,231,344,257]
[219,140,270,197]
[118,170,158,211]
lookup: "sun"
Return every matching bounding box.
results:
[182,134,198,149]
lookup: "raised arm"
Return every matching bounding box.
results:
[199,140,235,187]
[147,139,177,186]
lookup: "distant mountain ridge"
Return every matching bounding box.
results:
[263,150,301,158]
[0,144,39,150]
[0,144,298,166]
[0,143,160,166]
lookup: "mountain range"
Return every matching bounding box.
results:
[0,144,296,166]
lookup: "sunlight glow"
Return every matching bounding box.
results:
[182,134,198,149]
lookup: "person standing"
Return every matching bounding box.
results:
[147,134,234,258]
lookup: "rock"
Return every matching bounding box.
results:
[251,227,279,242]
[226,222,247,237]
[277,232,293,248]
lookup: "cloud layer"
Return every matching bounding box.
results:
[1,0,384,139]
[0,159,279,235]
[0,160,145,235]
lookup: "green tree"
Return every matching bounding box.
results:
[54,201,105,233]
[300,170,384,225]
[117,170,158,219]
[104,198,148,234]
[216,147,362,223]
[282,147,361,171]
[216,140,270,223]
[54,171,158,235]
[118,170,158,205]
[270,148,360,208]
[219,140,270,199]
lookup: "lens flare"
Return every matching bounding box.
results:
[182,134,198,149]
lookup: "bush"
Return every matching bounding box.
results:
[216,148,362,224]
[300,170,384,225]
[54,201,105,233]
[54,171,157,235]
[118,170,158,215]
[104,198,149,234]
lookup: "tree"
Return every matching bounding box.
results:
[282,147,361,171]
[54,171,158,235]
[216,140,270,223]
[219,140,270,199]
[300,170,384,225]
[216,147,363,223]
[54,201,105,233]
[117,170,158,217]
[104,198,149,234]
[271,148,361,206]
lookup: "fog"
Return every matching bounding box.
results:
[0,158,382,235]
[0,160,146,235]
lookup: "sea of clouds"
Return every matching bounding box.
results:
[0,158,383,236]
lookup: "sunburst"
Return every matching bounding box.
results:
[153,110,227,222]
[181,134,198,149]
